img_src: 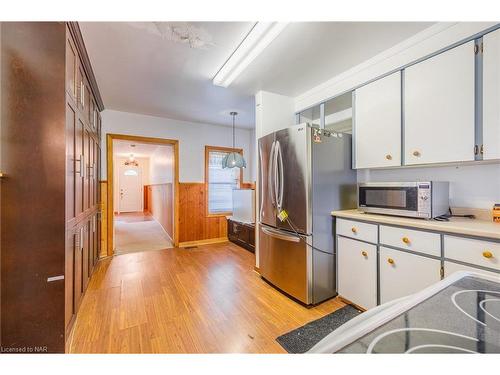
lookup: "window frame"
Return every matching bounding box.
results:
[205,145,244,217]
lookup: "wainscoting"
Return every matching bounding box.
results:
[178,183,228,246]
[100,181,108,257]
[145,183,174,240]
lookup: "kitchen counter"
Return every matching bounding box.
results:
[331,209,500,240]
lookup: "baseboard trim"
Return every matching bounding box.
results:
[179,237,228,248]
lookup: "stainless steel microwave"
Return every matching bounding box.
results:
[358,182,449,219]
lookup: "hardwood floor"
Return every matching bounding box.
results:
[68,242,345,353]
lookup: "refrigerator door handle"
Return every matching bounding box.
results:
[259,143,264,220]
[277,141,284,211]
[268,140,276,207]
[262,226,301,242]
[273,141,280,211]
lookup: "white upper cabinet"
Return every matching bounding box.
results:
[482,29,500,160]
[404,41,475,165]
[354,72,401,169]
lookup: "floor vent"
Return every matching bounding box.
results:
[183,246,198,250]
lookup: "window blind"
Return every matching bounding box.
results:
[208,150,240,214]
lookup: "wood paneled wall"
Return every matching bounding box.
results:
[146,183,174,240]
[178,183,228,245]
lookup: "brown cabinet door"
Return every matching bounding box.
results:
[75,117,85,216]
[77,64,85,111]
[65,30,77,101]
[74,228,83,311]
[66,101,77,222]
[82,223,89,290]
[65,231,76,331]
[89,139,94,207]
[83,128,90,211]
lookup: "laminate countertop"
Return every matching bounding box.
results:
[331,209,500,240]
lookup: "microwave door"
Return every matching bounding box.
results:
[358,185,419,217]
[258,132,277,228]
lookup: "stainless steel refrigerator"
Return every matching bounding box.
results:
[258,123,356,305]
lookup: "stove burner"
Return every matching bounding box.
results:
[451,290,500,326]
[367,328,478,354]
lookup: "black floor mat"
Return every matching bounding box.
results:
[276,305,362,353]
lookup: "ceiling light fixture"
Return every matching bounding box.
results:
[125,153,139,167]
[222,112,246,169]
[213,22,288,88]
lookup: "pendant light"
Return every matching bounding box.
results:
[222,111,246,169]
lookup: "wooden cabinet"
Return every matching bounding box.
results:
[0,22,104,352]
[404,41,475,165]
[379,246,441,304]
[482,29,500,160]
[228,219,255,253]
[354,72,402,168]
[337,237,377,309]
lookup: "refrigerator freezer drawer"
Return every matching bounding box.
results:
[259,225,311,304]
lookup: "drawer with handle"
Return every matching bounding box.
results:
[337,218,378,243]
[380,225,441,257]
[444,235,500,272]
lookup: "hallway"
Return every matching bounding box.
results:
[115,213,173,255]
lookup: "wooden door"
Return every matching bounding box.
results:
[404,41,475,165]
[77,64,85,111]
[380,246,441,304]
[354,71,402,168]
[482,29,500,160]
[337,237,377,309]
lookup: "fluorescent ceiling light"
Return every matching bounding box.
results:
[213,22,288,88]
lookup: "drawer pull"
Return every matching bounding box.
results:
[385,154,392,160]
[361,251,368,257]
[412,150,421,157]
[402,237,410,244]
[387,258,395,265]
[351,227,357,234]
[483,251,493,259]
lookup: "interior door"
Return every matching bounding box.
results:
[275,125,310,234]
[258,132,277,228]
[119,165,142,213]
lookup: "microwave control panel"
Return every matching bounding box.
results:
[417,183,431,217]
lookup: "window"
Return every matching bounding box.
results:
[123,169,138,176]
[205,146,243,215]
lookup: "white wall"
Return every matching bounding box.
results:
[102,110,254,183]
[255,91,295,138]
[149,145,174,185]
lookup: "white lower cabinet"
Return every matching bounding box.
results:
[337,237,377,309]
[379,246,441,304]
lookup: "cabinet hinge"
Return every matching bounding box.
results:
[440,266,444,278]
[480,144,484,155]
[474,145,479,155]
[481,42,484,54]
[474,44,479,54]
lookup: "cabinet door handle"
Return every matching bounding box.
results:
[402,237,410,244]
[351,227,357,234]
[361,251,368,257]
[387,258,395,265]
[483,251,493,259]
[385,154,392,160]
[412,150,421,157]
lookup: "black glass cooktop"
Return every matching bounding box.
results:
[340,276,500,353]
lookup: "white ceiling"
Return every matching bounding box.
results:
[81,22,434,129]
[113,140,172,158]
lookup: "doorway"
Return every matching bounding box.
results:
[106,134,179,256]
